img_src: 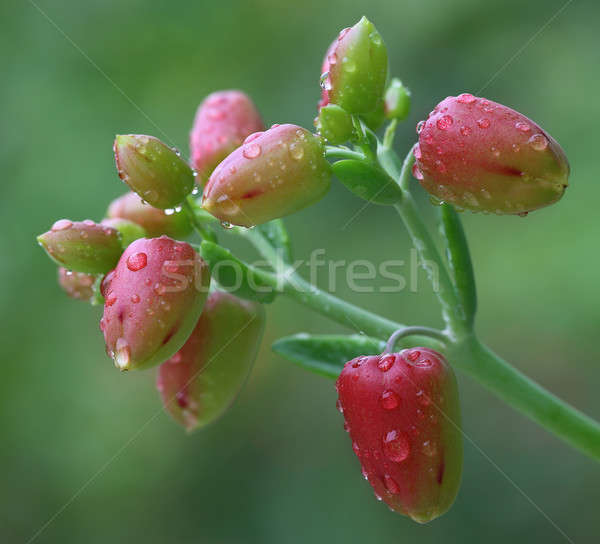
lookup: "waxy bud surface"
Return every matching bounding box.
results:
[316,104,354,144]
[37,220,122,274]
[336,348,463,523]
[157,291,265,431]
[385,78,411,121]
[414,94,569,215]
[114,134,194,209]
[190,90,264,185]
[58,267,95,302]
[101,236,210,371]
[320,17,388,114]
[101,218,146,248]
[107,191,192,239]
[202,124,331,227]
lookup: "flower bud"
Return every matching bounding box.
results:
[107,191,192,239]
[385,78,411,121]
[190,90,264,185]
[37,220,122,274]
[57,267,95,302]
[101,218,146,248]
[114,134,194,209]
[321,17,388,114]
[202,124,331,227]
[414,94,569,215]
[101,236,210,371]
[157,291,265,431]
[316,104,354,144]
[336,348,463,523]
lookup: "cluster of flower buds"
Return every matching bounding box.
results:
[413,94,569,215]
[157,291,265,431]
[336,348,463,523]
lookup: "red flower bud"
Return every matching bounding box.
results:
[157,291,265,431]
[107,191,192,239]
[37,220,122,274]
[202,124,331,227]
[320,17,388,114]
[57,267,95,302]
[114,134,194,209]
[101,236,210,371]
[336,348,463,523]
[190,90,264,185]
[414,94,569,215]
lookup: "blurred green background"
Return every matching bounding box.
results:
[1,0,599,542]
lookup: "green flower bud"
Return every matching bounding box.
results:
[360,101,385,131]
[107,191,193,239]
[114,135,194,209]
[316,104,354,144]
[323,17,388,114]
[385,78,411,121]
[157,291,265,431]
[203,124,332,227]
[37,220,122,274]
[101,218,146,248]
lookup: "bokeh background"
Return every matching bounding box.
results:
[1,0,599,542]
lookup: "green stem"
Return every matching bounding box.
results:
[182,198,216,242]
[325,146,364,161]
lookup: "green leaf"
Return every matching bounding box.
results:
[199,241,277,303]
[332,159,402,205]
[256,219,293,263]
[272,333,385,379]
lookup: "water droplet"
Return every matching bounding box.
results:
[127,252,147,271]
[383,474,400,494]
[327,52,337,65]
[422,440,437,457]
[130,294,140,304]
[436,115,453,130]
[106,294,117,306]
[153,282,167,295]
[381,390,400,410]
[528,133,548,151]
[378,354,395,372]
[361,466,369,480]
[459,126,471,136]
[416,390,431,406]
[319,72,332,91]
[176,390,188,408]
[370,31,382,45]
[416,120,425,134]
[405,349,420,362]
[383,430,410,462]
[457,93,476,104]
[289,142,304,161]
[220,221,233,230]
[243,143,262,159]
[477,118,491,129]
[336,399,343,413]
[412,164,424,180]
[114,338,130,370]
[51,219,73,231]
[517,211,529,217]
[244,132,263,144]
[352,441,360,455]
[515,121,530,133]
[435,160,447,173]
[342,57,356,72]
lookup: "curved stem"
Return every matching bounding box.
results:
[182,198,216,242]
[384,326,448,353]
[324,146,364,161]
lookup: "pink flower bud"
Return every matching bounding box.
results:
[107,191,192,239]
[157,291,265,431]
[37,220,122,274]
[202,124,331,227]
[336,348,463,523]
[190,90,264,185]
[114,134,194,209]
[101,236,210,371]
[414,94,569,215]
[57,267,95,302]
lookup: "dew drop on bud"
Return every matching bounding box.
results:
[380,390,400,410]
[528,133,548,151]
[406,349,420,362]
[412,164,424,180]
[51,219,73,231]
[175,390,188,408]
[515,121,530,133]
[436,115,453,130]
[242,143,262,159]
[457,93,476,104]
[336,399,343,413]
[383,430,410,462]
[422,440,437,457]
[416,120,425,134]
[477,118,491,129]
[127,252,147,271]
[460,125,471,136]
[377,354,395,372]
[130,294,140,304]
[289,142,304,161]
[352,441,360,455]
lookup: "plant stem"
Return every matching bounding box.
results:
[182,198,216,242]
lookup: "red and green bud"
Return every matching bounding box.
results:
[336,348,463,523]
[107,191,192,239]
[190,90,264,185]
[316,104,354,144]
[114,134,194,209]
[57,267,96,302]
[37,219,122,274]
[100,236,210,371]
[320,17,388,114]
[202,124,331,227]
[414,94,569,215]
[157,291,265,431]
[101,218,146,248]
[385,78,411,121]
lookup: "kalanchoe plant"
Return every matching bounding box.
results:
[37,15,600,526]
